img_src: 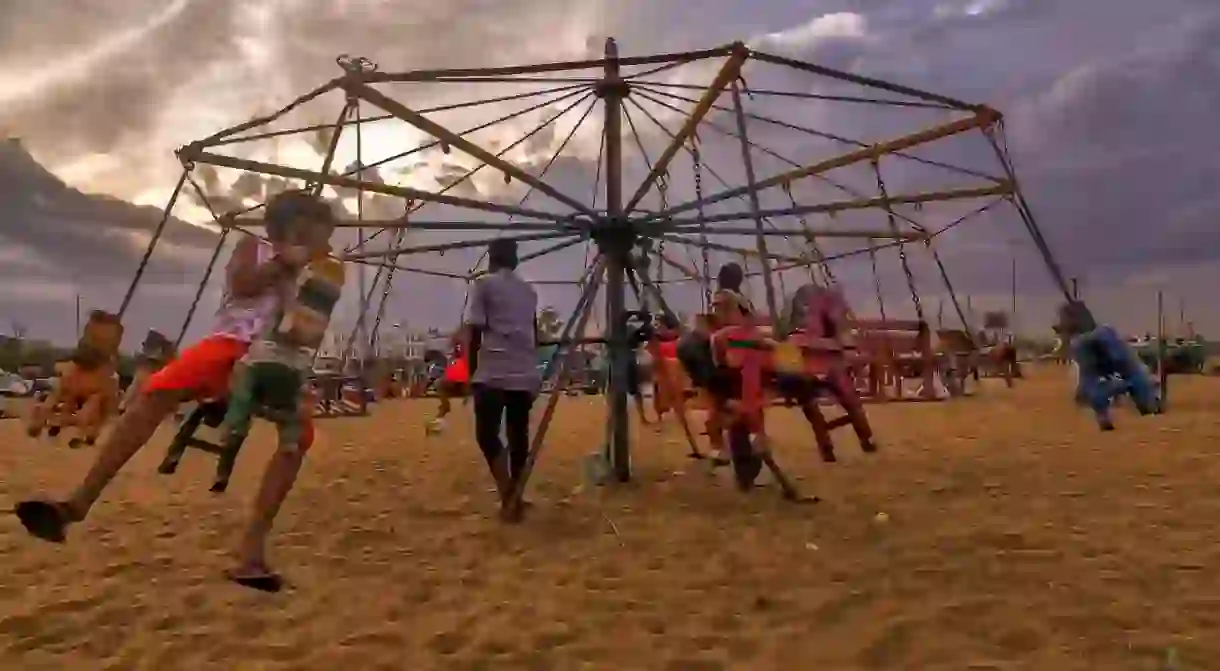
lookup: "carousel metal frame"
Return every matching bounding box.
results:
[121,39,1075,499]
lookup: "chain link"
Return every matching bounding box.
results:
[872,157,924,322]
[691,135,710,309]
[781,181,837,288]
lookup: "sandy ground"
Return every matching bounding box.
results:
[1,366,1218,670]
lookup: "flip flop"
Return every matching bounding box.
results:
[224,566,285,593]
[14,500,74,543]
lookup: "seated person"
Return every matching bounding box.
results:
[1057,300,1159,430]
[14,190,332,593]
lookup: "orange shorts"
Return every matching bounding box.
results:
[143,335,250,400]
[143,335,316,449]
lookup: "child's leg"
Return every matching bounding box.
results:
[221,363,257,444]
[16,337,247,543]
[437,385,452,418]
[230,386,315,588]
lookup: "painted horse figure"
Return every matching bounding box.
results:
[779,283,876,461]
[675,280,875,495]
[1057,301,1160,430]
[27,310,123,448]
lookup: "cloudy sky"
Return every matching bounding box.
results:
[0,0,1217,349]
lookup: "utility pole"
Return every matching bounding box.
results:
[75,293,82,339]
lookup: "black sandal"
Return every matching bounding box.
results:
[224,566,285,593]
[14,500,76,543]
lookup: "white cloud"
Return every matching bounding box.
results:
[752,12,870,51]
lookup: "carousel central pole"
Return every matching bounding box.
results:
[600,37,632,482]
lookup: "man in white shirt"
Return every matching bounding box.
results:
[466,239,539,520]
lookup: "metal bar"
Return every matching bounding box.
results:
[228,218,568,230]
[673,226,928,239]
[660,234,811,265]
[602,38,631,482]
[205,82,591,148]
[983,127,1075,303]
[178,148,583,224]
[664,183,1012,226]
[310,102,354,196]
[175,173,233,348]
[630,85,933,236]
[345,82,597,216]
[191,86,593,239]
[626,79,953,108]
[748,49,983,112]
[345,259,469,280]
[363,46,736,83]
[118,168,189,318]
[467,237,589,280]
[623,43,748,213]
[655,249,702,280]
[631,83,1005,185]
[195,78,344,147]
[176,230,230,349]
[370,90,598,247]
[360,93,599,258]
[504,259,606,513]
[626,89,845,270]
[343,231,580,260]
[730,80,779,324]
[646,110,1001,222]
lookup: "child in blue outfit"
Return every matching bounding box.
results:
[1056,301,1160,430]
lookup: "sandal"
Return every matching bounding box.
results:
[224,565,286,593]
[14,500,77,544]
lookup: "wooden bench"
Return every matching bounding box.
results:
[850,319,939,401]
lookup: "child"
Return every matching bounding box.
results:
[1056,301,1160,430]
[213,216,342,496]
[14,190,333,593]
[426,334,471,435]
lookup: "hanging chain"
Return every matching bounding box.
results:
[867,238,887,321]
[655,173,668,287]
[872,157,924,322]
[691,134,710,310]
[781,181,837,288]
[366,205,411,357]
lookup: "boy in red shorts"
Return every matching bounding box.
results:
[15,190,334,593]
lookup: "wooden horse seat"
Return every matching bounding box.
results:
[934,328,981,396]
[849,319,939,401]
[713,324,873,483]
[156,397,246,493]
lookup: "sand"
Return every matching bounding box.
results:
[1,366,1218,670]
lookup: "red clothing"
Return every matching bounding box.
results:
[657,340,678,360]
[443,355,470,384]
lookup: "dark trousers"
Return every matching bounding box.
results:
[472,383,534,480]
